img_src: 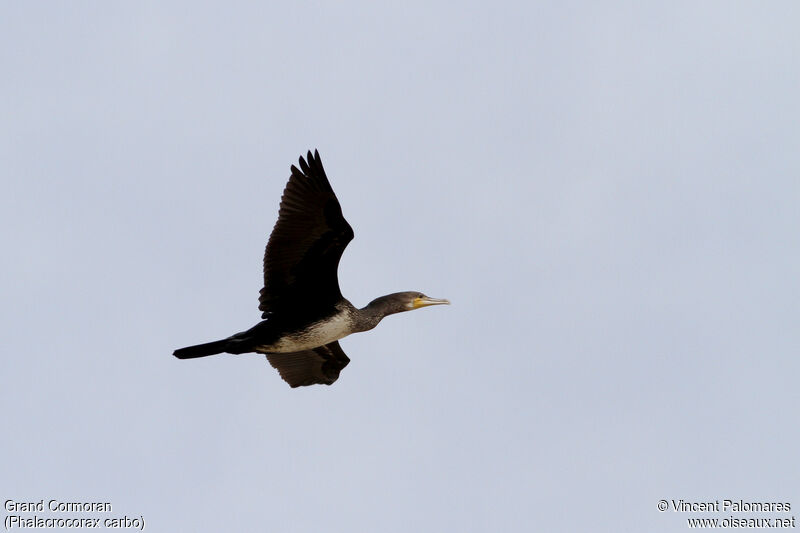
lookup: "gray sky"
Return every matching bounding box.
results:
[2,2,799,531]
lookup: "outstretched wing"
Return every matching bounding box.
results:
[266,341,351,388]
[258,150,354,317]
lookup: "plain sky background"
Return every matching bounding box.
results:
[2,2,798,531]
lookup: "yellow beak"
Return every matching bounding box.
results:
[412,296,451,309]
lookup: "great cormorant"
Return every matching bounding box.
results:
[173,150,449,387]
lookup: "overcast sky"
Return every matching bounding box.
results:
[2,2,799,532]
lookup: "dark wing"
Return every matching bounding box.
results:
[266,341,351,388]
[259,150,354,317]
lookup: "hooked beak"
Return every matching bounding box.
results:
[412,296,451,309]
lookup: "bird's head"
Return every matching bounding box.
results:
[366,291,450,317]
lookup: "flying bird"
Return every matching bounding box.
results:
[173,150,449,387]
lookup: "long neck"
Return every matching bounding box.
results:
[353,296,401,332]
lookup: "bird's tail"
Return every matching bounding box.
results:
[173,339,229,359]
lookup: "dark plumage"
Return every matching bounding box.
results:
[173,150,449,387]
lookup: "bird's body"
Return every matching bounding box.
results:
[230,300,368,354]
[252,302,357,354]
[173,150,448,387]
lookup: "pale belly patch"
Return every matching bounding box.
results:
[256,312,353,353]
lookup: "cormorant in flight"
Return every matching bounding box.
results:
[173,150,449,387]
